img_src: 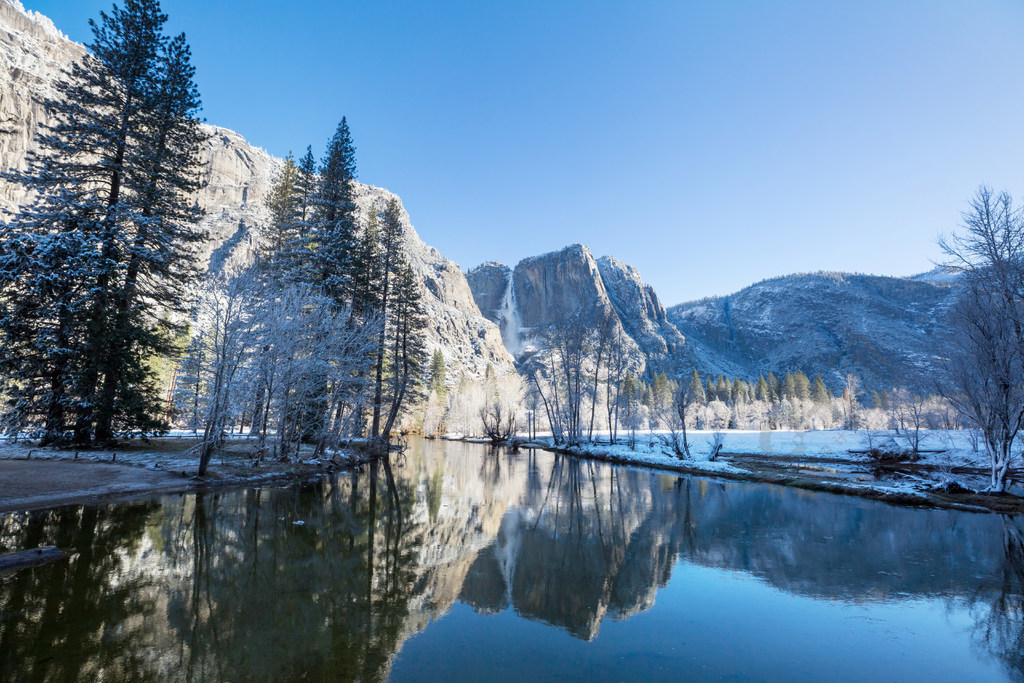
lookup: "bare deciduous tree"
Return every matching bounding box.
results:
[940,187,1024,492]
[889,388,927,455]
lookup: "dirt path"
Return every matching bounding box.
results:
[0,460,189,512]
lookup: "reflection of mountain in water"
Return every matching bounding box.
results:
[1,439,1022,679]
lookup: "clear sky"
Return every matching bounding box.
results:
[21,0,1024,304]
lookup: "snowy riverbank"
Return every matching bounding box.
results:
[514,429,1023,514]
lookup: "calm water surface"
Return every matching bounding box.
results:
[1,439,1022,681]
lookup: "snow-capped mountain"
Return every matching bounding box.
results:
[468,241,958,391]
[0,0,512,377]
[1,0,961,389]
[668,271,958,391]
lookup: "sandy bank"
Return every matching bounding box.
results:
[0,460,192,512]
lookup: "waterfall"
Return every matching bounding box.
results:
[498,274,521,355]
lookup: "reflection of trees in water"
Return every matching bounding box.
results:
[969,515,1024,678]
[461,455,693,639]
[0,502,159,681]
[0,458,424,682]
[3,443,1024,677]
[168,457,423,681]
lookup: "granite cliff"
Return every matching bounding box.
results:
[469,243,957,390]
[0,0,512,377]
[467,244,689,374]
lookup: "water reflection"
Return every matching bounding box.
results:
[0,439,1022,680]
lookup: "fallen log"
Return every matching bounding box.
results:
[0,545,64,572]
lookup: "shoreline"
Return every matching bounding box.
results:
[529,441,1022,515]
[0,449,369,514]
[3,433,1021,516]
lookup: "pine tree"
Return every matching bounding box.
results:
[312,117,358,304]
[652,371,671,411]
[92,29,206,443]
[767,371,781,403]
[715,375,729,403]
[369,197,424,447]
[793,371,811,401]
[731,377,748,405]
[689,369,705,404]
[286,145,318,274]
[811,375,831,404]
[755,375,770,402]
[350,208,383,320]
[378,259,426,443]
[263,152,299,277]
[429,349,448,402]
[782,372,797,401]
[1,0,205,444]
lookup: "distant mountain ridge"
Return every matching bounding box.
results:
[468,245,959,391]
[668,271,957,391]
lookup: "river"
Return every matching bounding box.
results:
[0,438,1021,681]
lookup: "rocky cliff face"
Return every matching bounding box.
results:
[467,244,689,374]
[464,262,509,323]
[668,272,957,391]
[596,256,687,361]
[0,0,84,213]
[353,187,512,375]
[469,239,956,390]
[0,0,511,377]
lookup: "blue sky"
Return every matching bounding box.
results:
[22,0,1024,304]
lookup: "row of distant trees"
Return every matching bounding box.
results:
[409,304,953,452]
[0,0,427,471]
[523,312,953,453]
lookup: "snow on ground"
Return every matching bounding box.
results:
[0,438,206,472]
[524,429,987,469]
[0,433,361,477]
[689,428,986,469]
[556,440,748,476]
[521,429,1000,502]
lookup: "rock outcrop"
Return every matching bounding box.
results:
[596,256,687,361]
[0,0,512,377]
[467,244,689,374]
[464,262,510,323]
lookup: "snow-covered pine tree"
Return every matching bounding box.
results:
[92,30,207,444]
[263,152,299,278]
[1,0,199,445]
[311,117,358,305]
[287,146,318,276]
[0,222,94,443]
